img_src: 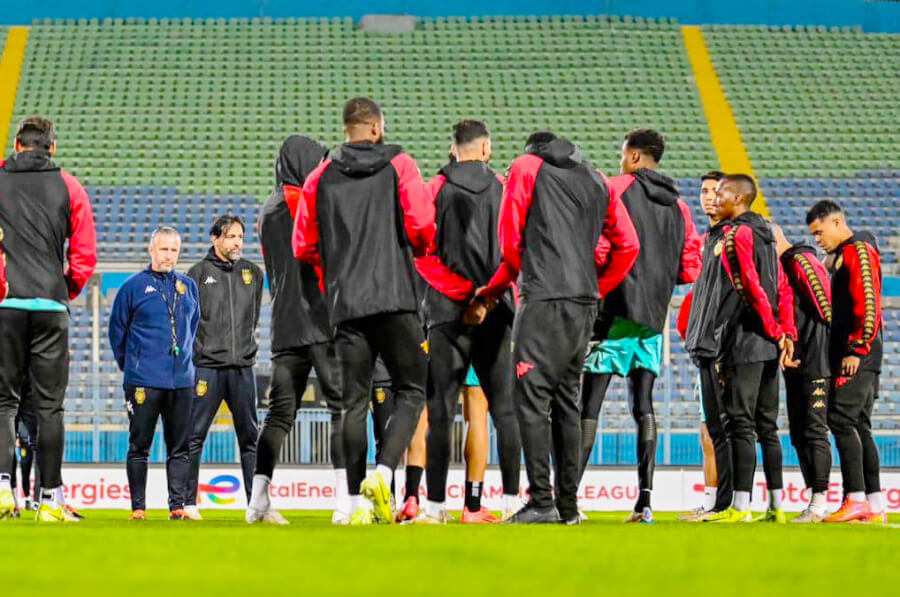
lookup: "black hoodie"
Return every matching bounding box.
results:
[293,141,435,326]
[259,136,332,353]
[716,211,793,366]
[416,160,514,328]
[187,248,264,368]
[781,244,831,380]
[597,168,701,335]
[685,220,729,362]
[481,138,640,304]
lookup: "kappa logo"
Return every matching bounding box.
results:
[516,361,535,379]
[812,400,826,409]
[143,285,157,294]
[203,276,217,285]
[812,387,826,397]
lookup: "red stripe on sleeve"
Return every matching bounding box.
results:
[776,261,797,341]
[676,199,702,284]
[61,170,97,299]
[391,153,436,258]
[843,242,882,357]
[596,193,640,298]
[720,225,782,341]
[480,154,543,298]
[293,159,330,268]
[790,253,832,324]
[677,290,693,340]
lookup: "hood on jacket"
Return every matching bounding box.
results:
[202,246,236,271]
[525,137,583,169]
[275,135,329,187]
[2,150,58,173]
[732,211,774,244]
[329,142,403,177]
[782,243,818,262]
[439,160,497,194]
[631,168,679,206]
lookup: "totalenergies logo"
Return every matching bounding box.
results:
[199,475,241,505]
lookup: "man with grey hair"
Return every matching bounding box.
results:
[109,226,200,520]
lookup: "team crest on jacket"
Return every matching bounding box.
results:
[375,388,387,404]
[714,240,724,256]
[135,388,146,405]
[834,256,843,270]
[196,380,208,398]
[175,280,186,295]
[420,340,429,355]
[0,226,4,241]
[242,269,253,286]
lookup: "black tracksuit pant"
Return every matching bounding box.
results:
[721,360,783,495]
[426,308,521,503]
[514,299,596,520]
[187,366,259,505]
[0,309,68,490]
[255,343,344,478]
[337,312,427,496]
[785,373,832,493]
[12,394,39,499]
[125,385,192,511]
[698,358,733,511]
[829,371,880,495]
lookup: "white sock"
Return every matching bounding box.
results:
[703,486,717,511]
[351,495,372,512]
[504,494,521,512]
[770,489,784,510]
[733,491,751,512]
[867,491,885,513]
[0,474,10,492]
[42,486,64,507]
[848,491,866,503]
[249,475,271,511]
[809,492,827,516]
[425,499,446,518]
[334,468,350,513]
[375,464,393,489]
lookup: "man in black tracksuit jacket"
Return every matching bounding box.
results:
[414,120,521,522]
[185,215,264,515]
[578,130,702,521]
[706,175,797,523]
[477,133,639,524]
[771,224,833,522]
[248,135,347,525]
[293,98,435,524]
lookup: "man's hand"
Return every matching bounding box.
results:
[778,335,800,370]
[462,289,498,325]
[841,355,861,378]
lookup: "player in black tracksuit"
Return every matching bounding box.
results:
[186,216,264,514]
[707,175,797,522]
[249,135,348,524]
[477,133,639,524]
[578,130,702,521]
[772,225,834,522]
[414,120,521,522]
[294,98,434,524]
[807,201,884,523]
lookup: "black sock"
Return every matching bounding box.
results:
[464,481,482,511]
[635,489,651,512]
[404,466,424,503]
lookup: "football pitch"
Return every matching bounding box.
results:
[4,510,898,595]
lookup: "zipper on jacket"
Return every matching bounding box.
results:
[228,267,237,361]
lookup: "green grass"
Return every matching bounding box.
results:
[5,510,898,595]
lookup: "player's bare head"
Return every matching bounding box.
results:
[15,116,56,155]
[525,131,557,152]
[806,200,849,253]
[768,220,791,256]
[149,226,182,273]
[700,170,725,218]
[716,174,757,219]
[452,120,491,163]
[621,129,665,174]
[209,214,245,262]
[343,97,385,143]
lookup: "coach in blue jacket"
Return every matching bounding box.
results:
[108,226,200,520]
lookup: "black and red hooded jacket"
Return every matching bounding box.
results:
[829,234,882,375]
[598,168,702,334]
[717,211,797,366]
[479,138,639,303]
[259,136,331,353]
[0,151,97,304]
[293,142,435,326]
[0,233,7,302]
[685,221,729,361]
[781,244,832,380]
[414,160,514,328]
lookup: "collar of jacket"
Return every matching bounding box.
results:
[145,266,176,283]
[204,247,237,271]
[2,150,59,173]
